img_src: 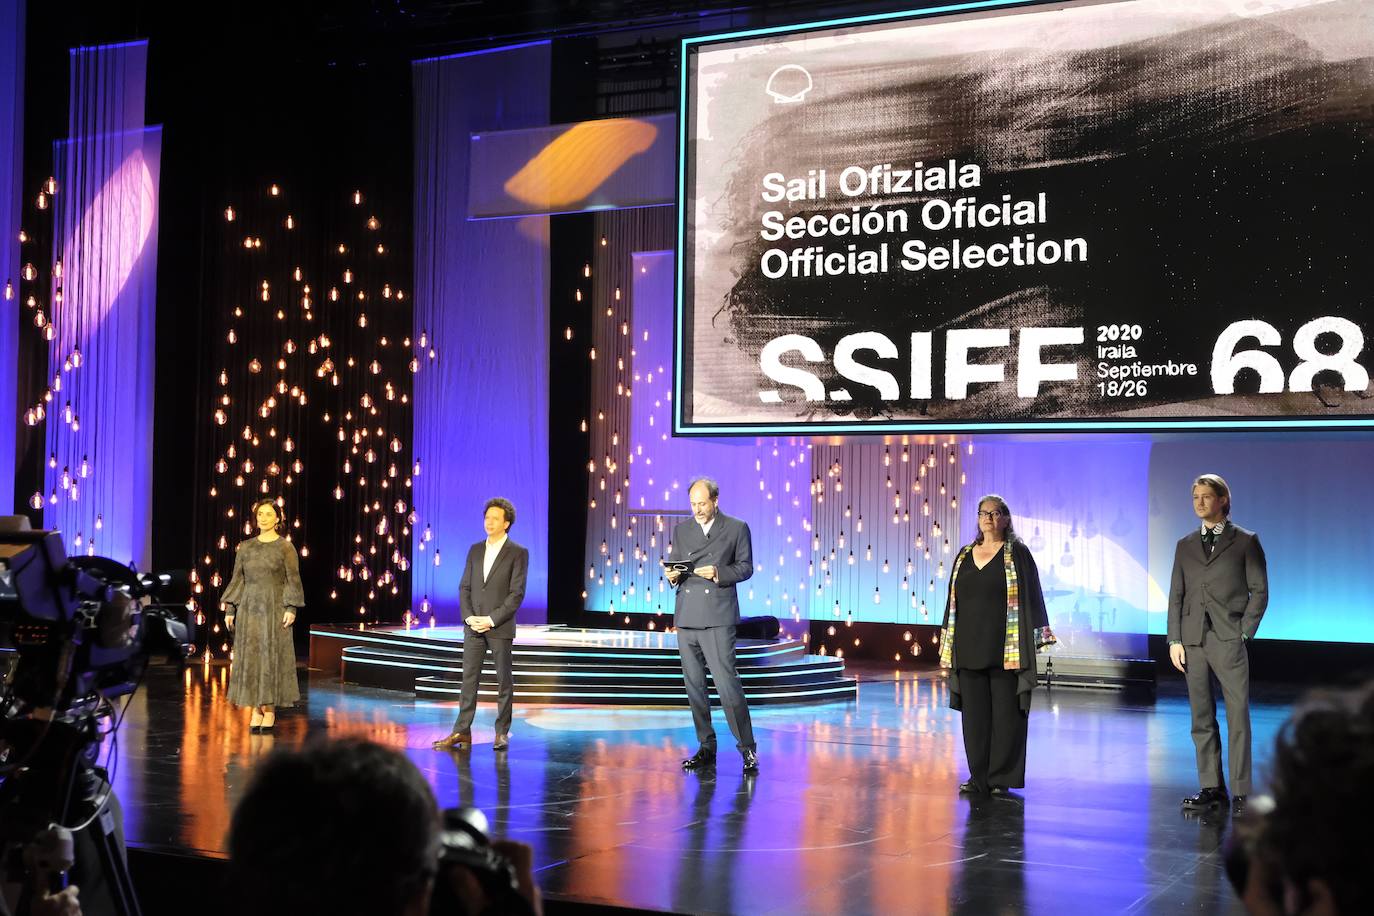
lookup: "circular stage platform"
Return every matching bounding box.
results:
[308,623,858,705]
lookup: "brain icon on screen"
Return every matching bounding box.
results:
[765,65,813,103]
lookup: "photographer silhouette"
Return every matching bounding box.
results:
[226,738,541,916]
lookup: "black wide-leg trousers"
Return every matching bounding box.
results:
[958,665,1028,790]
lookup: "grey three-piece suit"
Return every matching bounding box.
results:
[669,512,757,751]
[1167,522,1268,795]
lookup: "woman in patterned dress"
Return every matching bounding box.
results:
[223,498,304,730]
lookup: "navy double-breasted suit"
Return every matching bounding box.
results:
[668,513,756,751]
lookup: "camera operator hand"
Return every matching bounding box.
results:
[440,839,543,916]
[32,886,82,916]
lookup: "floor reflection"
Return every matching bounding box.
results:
[952,795,1025,916]
[111,662,1283,914]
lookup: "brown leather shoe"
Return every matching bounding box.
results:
[493,733,510,751]
[433,731,472,750]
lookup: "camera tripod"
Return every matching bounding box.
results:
[0,715,142,916]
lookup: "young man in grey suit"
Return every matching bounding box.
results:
[434,497,529,752]
[665,478,759,773]
[1168,473,1268,812]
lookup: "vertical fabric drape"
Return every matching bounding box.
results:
[411,44,551,621]
[43,40,160,567]
[0,0,25,512]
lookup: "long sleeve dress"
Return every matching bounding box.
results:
[221,536,305,707]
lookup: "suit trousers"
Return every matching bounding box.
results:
[958,666,1028,790]
[452,633,514,736]
[677,625,756,752]
[1185,627,1251,794]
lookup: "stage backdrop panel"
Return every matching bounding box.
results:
[1147,438,1374,644]
[962,437,1151,658]
[0,0,23,513]
[412,42,552,623]
[42,41,160,569]
[678,0,1374,434]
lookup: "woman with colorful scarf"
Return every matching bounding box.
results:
[939,494,1055,796]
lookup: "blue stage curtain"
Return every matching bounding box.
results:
[0,0,23,513]
[411,43,551,623]
[42,41,160,567]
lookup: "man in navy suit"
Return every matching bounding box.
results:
[1168,473,1268,813]
[666,477,758,773]
[434,497,529,751]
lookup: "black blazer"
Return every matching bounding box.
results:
[458,537,529,639]
[1167,523,1267,645]
[668,513,754,628]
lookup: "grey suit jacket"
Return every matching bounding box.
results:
[459,537,529,639]
[668,513,754,628]
[1167,523,1268,645]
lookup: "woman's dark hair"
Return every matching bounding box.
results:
[972,494,1018,546]
[251,497,285,534]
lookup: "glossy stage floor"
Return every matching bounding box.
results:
[113,657,1291,915]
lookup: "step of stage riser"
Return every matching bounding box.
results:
[333,646,810,665]
[410,687,860,706]
[338,653,845,678]
[342,668,851,693]
[313,632,808,664]
[337,651,815,672]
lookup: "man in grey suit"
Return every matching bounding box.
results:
[666,478,759,773]
[434,497,529,752]
[1168,473,1268,812]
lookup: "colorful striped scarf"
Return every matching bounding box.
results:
[939,540,1021,671]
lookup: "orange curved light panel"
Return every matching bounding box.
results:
[503,119,658,209]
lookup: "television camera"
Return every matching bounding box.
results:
[1,525,196,916]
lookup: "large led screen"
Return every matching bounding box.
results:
[677,0,1374,434]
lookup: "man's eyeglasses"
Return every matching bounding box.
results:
[977,509,1005,519]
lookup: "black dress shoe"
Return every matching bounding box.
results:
[958,780,985,795]
[682,746,717,770]
[1182,787,1228,809]
[742,749,759,773]
[989,786,1012,796]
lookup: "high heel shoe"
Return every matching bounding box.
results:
[260,709,276,731]
[250,709,264,733]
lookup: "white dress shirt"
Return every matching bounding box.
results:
[699,517,715,538]
[483,535,508,582]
